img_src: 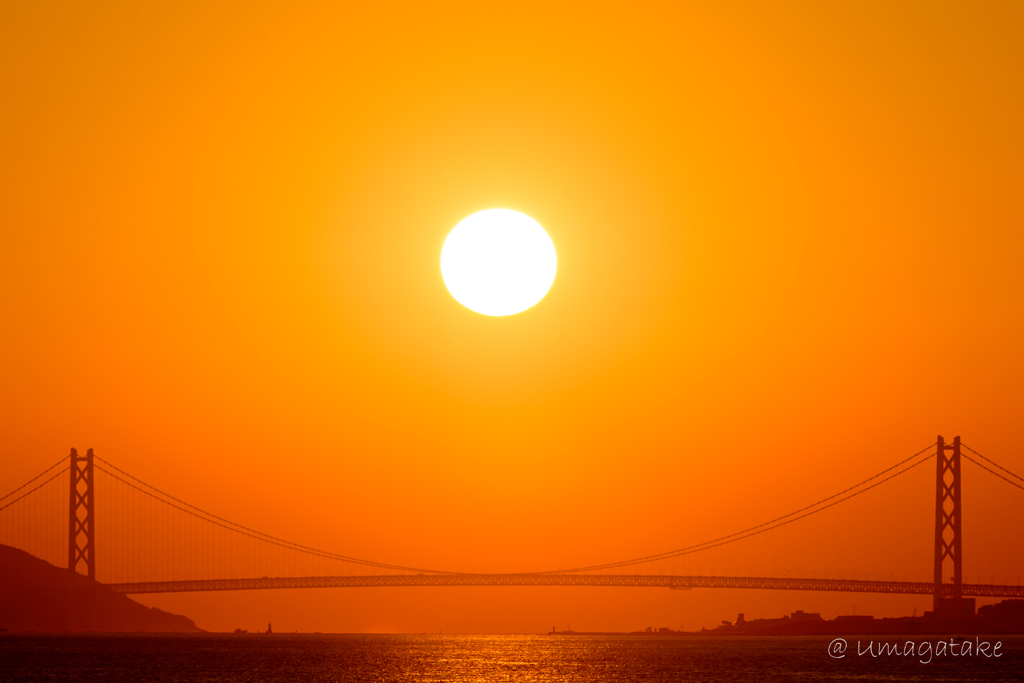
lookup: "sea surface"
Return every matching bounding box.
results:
[1,633,1022,682]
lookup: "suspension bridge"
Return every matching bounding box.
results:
[2,436,1023,615]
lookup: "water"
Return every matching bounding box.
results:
[1,634,1021,682]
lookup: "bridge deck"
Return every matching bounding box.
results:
[107,574,1024,597]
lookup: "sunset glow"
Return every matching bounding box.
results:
[2,0,1023,647]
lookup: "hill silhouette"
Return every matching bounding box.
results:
[0,545,200,632]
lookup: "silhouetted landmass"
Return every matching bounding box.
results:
[702,600,1024,635]
[549,601,1024,636]
[0,545,200,632]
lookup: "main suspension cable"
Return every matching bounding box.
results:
[963,453,1024,493]
[961,443,1024,484]
[0,467,68,513]
[94,463,457,575]
[1,455,70,503]
[536,444,937,574]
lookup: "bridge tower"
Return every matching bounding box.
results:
[933,435,968,614]
[67,448,96,579]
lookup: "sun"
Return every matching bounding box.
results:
[440,209,557,316]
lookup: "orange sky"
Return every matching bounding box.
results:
[2,1,1023,632]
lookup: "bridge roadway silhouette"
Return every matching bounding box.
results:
[107,574,1024,598]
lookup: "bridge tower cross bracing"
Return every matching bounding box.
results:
[933,435,962,611]
[67,447,96,579]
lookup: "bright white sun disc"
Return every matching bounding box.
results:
[441,209,557,316]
